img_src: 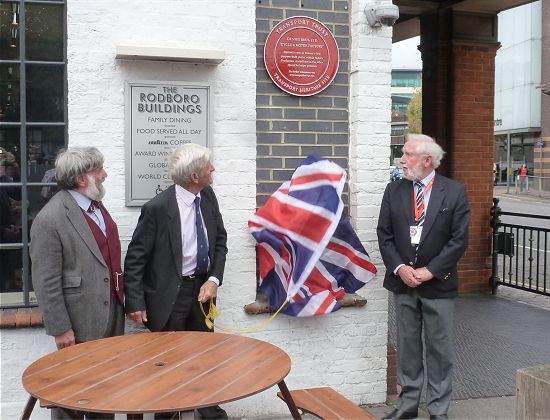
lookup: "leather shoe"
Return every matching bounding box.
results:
[430,415,448,420]
[381,408,418,419]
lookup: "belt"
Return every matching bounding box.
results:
[182,274,205,281]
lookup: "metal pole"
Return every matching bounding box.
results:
[489,198,502,294]
[506,131,511,194]
[539,144,543,196]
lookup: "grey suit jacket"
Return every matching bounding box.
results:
[30,190,118,341]
[124,185,228,332]
[377,173,470,298]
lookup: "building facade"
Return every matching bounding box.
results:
[1,1,390,417]
[494,0,549,189]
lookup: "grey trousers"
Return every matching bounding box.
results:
[394,291,455,416]
[51,300,124,420]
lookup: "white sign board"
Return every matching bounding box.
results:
[125,81,210,206]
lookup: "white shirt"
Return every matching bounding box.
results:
[69,190,106,235]
[174,185,219,285]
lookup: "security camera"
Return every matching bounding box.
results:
[365,3,400,27]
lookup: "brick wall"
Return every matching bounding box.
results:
[451,43,498,293]
[256,0,351,207]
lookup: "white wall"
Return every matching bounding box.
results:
[2,0,391,417]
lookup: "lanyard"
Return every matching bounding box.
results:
[413,177,434,222]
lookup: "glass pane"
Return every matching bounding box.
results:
[0,248,23,297]
[0,128,21,183]
[0,2,20,60]
[27,126,64,181]
[0,63,21,122]
[29,181,59,216]
[0,188,23,298]
[26,64,64,122]
[25,4,63,61]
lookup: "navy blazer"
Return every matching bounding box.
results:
[124,185,228,331]
[377,173,470,298]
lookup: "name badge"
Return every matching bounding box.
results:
[410,225,423,245]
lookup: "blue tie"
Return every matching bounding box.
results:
[194,196,209,275]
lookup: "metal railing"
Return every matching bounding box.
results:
[489,198,549,296]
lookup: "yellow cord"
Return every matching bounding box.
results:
[199,299,288,333]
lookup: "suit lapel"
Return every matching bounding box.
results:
[62,191,106,267]
[166,185,183,276]
[419,174,444,244]
[400,180,415,227]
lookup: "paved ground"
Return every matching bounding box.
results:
[125,187,550,420]
[370,187,550,420]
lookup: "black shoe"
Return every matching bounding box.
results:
[381,408,418,420]
[430,415,448,420]
[197,405,228,419]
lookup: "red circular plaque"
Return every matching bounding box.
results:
[264,16,340,97]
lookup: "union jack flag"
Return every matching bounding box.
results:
[248,155,378,317]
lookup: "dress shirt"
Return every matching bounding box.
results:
[174,184,219,285]
[415,170,435,213]
[69,190,106,235]
[393,170,436,275]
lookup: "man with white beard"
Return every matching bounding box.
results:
[31,147,124,420]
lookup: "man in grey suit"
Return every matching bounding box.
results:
[31,147,124,419]
[124,143,228,420]
[377,134,470,420]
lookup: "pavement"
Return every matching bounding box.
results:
[125,186,550,420]
[366,186,550,420]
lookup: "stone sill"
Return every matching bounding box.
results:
[244,292,368,315]
[0,308,44,329]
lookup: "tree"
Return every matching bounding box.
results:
[407,89,422,134]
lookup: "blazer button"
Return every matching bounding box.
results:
[104,278,109,282]
[104,301,109,306]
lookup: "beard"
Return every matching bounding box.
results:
[403,165,423,181]
[84,174,106,201]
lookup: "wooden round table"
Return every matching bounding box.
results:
[22,331,301,419]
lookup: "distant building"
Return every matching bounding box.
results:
[494,0,549,189]
[391,69,422,164]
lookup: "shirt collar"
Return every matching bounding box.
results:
[175,184,200,206]
[68,189,93,211]
[418,170,435,187]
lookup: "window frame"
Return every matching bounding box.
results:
[0,0,67,308]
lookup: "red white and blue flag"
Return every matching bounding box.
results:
[248,155,377,317]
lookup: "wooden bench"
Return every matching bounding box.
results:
[277,387,377,420]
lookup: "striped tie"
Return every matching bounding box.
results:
[415,181,425,226]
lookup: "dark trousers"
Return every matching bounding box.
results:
[155,276,226,420]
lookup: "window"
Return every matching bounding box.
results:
[0,0,66,308]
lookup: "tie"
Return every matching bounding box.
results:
[194,196,209,275]
[415,181,425,226]
[88,200,101,213]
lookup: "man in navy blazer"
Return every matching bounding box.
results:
[377,134,470,420]
[124,143,228,419]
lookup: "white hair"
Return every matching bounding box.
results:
[405,134,445,168]
[169,143,212,186]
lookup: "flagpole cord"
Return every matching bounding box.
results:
[199,299,288,333]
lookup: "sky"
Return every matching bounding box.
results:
[392,36,422,69]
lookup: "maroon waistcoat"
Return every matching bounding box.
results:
[83,206,124,304]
